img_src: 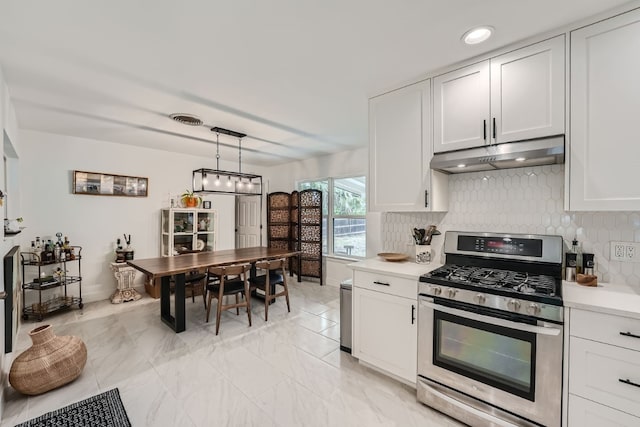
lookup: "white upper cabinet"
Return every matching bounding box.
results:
[491,35,565,143]
[433,35,565,153]
[569,9,640,211]
[433,61,490,152]
[369,79,448,212]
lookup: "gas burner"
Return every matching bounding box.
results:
[424,264,560,300]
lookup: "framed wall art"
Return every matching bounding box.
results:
[73,170,148,197]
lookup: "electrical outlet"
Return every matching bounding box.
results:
[627,245,636,260]
[611,241,640,262]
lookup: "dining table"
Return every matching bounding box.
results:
[127,247,300,333]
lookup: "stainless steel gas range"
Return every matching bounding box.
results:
[417,231,564,427]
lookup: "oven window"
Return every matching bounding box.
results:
[434,310,536,401]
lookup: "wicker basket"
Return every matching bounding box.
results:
[9,324,87,395]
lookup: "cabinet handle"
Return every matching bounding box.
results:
[411,304,416,324]
[619,378,640,389]
[483,120,487,142]
[373,281,390,286]
[620,331,640,339]
[424,190,429,208]
[492,117,497,141]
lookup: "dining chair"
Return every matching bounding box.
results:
[175,249,208,309]
[249,258,290,321]
[205,263,252,335]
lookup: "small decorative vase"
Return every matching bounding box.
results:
[9,324,87,395]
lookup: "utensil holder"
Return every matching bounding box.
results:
[416,245,432,264]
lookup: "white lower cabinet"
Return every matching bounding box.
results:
[567,308,640,426]
[569,395,640,427]
[353,284,417,385]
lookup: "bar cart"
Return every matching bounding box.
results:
[20,246,83,321]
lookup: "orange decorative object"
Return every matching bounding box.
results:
[9,325,87,395]
[184,197,198,208]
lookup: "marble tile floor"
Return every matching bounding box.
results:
[2,281,463,427]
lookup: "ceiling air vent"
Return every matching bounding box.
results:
[169,113,203,126]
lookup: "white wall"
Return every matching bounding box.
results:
[18,129,266,302]
[267,147,367,192]
[0,65,21,422]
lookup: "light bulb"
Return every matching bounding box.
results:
[202,172,208,185]
[214,175,221,186]
[226,176,232,187]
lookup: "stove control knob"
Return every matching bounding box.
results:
[527,303,541,316]
[474,293,486,305]
[447,288,457,298]
[431,286,442,296]
[507,299,521,312]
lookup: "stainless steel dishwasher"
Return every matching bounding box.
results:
[340,278,352,353]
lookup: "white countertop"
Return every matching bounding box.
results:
[563,280,640,320]
[348,257,442,280]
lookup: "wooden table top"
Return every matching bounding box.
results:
[127,247,299,278]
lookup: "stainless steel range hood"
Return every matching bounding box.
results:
[430,135,564,174]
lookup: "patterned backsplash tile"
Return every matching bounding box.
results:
[382,165,640,292]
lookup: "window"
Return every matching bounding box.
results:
[299,176,366,258]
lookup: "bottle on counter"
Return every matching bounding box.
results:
[582,253,595,275]
[571,237,582,274]
[565,252,577,282]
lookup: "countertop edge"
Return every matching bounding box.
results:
[562,281,640,319]
[347,258,442,280]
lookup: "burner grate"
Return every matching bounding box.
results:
[425,264,558,297]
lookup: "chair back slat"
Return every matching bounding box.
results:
[255,258,286,272]
[208,263,251,277]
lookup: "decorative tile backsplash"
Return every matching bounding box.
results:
[382,164,640,292]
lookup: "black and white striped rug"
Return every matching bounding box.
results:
[15,388,131,427]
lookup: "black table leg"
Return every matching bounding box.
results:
[160,274,186,333]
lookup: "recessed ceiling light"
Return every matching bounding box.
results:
[515,157,526,162]
[462,26,494,45]
[457,164,466,168]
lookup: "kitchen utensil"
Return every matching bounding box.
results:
[424,225,440,245]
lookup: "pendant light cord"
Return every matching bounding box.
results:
[215,132,220,170]
[238,137,242,174]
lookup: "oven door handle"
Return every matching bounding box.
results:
[420,300,561,336]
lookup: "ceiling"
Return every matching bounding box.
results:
[0,0,632,167]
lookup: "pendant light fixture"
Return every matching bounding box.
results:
[192,127,263,196]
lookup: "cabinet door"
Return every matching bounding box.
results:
[196,210,216,251]
[570,9,640,210]
[353,287,417,384]
[491,35,565,144]
[433,61,490,153]
[569,395,640,427]
[569,337,640,418]
[369,80,430,212]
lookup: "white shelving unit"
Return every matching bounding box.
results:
[161,208,217,256]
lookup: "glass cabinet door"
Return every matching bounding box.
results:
[196,211,215,251]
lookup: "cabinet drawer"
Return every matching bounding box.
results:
[353,270,417,299]
[569,394,640,427]
[569,337,640,417]
[571,309,640,351]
